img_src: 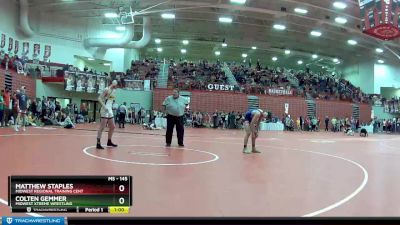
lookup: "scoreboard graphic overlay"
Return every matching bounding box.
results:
[8,176,132,214]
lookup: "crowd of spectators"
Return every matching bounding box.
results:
[168,60,228,90]
[229,61,370,103]
[293,71,369,103]
[0,94,78,129]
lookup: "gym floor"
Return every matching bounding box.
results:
[0,125,399,217]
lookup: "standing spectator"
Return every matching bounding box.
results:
[162,89,188,147]
[118,102,127,128]
[112,100,119,123]
[41,97,48,119]
[0,90,4,127]
[324,116,329,131]
[331,117,337,132]
[80,103,88,122]
[36,99,42,119]
[299,116,304,131]
[15,87,29,132]
[2,88,11,127]
[137,107,142,124]
[30,99,37,120]
[296,117,301,131]
[383,119,387,132]
[141,108,146,124]
[74,104,78,117]
[212,110,218,128]
[131,108,136,124]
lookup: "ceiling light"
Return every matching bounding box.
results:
[312,54,318,59]
[242,53,248,58]
[333,58,339,63]
[297,60,303,65]
[294,8,308,14]
[103,63,111,66]
[181,49,187,54]
[219,17,233,23]
[251,46,257,50]
[333,1,347,9]
[215,51,221,56]
[310,30,322,37]
[272,57,278,61]
[104,13,118,18]
[285,50,291,55]
[182,40,189,45]
[348,39,357,45]
[222,43,227,47]
[230,0,246,4]
[116,26,126,31]
[335,17,347,24]
[155,39,161,44]
[88,58,94,61]
[161,13,175,19]
[378,59,385,64]
[273,24,286,30]
[376,48,384,53]
[157,47,163,52]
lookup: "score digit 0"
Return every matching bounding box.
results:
[119,197,125,205]
[119,185,125,192]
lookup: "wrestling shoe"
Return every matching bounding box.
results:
[243,148,252,154]
[107,140,118,147]
[96,143,104,150]
[252,148,261,153]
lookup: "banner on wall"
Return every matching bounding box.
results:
[284,103,289,114]
[268,88,293,96]
[44,45,51,58]
[14,40,19,54]
[125,80,144,91]
[86,74,97,93]
[64,72,76,91]
[33,43,40,56]
[97,76,107,94]
[0,34,5,48]
[8,37,13,52]
[144,80,151,91]
[75,73,88,92]
[22,42,29,56]
[207,84,235,91]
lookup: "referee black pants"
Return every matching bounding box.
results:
[166,114,184,146]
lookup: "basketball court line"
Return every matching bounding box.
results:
[187,139,369,217]
[83,145,220,166]
[73,128,201,138]
[0,132,370,217]
[128,151,169,157]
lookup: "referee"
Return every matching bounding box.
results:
[163,89,188,147]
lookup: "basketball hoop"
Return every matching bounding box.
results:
[119,6,135,25]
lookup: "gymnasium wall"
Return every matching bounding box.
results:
[374,64,400,94]
[0,69,36,98]
[35,80,153,110]
[380,87,400,99]
[342,60,375,94]
[258,95,307,121]
[0,0,138,72]
[153,89,372,123]
[153,89,248,113]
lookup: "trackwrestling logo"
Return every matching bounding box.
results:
[2,217,64,225]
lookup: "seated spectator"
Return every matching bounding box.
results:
[60,114,75,129]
